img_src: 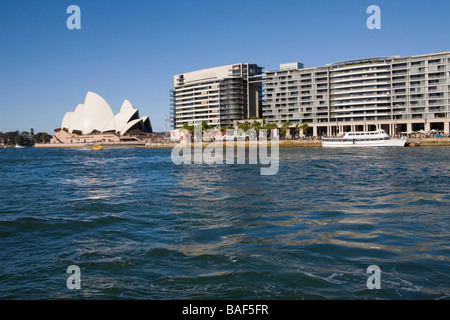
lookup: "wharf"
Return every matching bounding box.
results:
[31,138,450,149]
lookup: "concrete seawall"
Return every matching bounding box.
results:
[407,138,450,146]
[33,138,450,149]
[142,140,322,148]
[142,138,450,148]
[34,143,145,148]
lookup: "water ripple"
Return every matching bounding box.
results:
[0,147,449,299]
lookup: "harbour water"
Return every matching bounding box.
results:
[0,146,449,299]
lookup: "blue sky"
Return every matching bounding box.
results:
[0,0,449,133]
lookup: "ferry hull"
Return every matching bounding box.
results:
[322,139,406,147]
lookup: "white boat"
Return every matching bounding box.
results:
[322,129,406,147]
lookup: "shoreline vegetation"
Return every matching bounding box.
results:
[0,129,51,147]
[30,137,450,149]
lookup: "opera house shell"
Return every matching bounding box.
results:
[51,92,152,145]
[61,91,152,135]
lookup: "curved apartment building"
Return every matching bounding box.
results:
[263,51,450,136]
[171,52,450,135]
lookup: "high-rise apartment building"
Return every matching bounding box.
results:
[263,62,330,130]
[263,51,450,136]
[171,52,450,135]
[170,63,263,129]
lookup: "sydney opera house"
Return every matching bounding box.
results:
[50,92,152,145]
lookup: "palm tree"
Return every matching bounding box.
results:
[297,123,310,139]
[262,122,278,139]
[251,121,262,134]
[280,121,292,139]
[237,122,251,132]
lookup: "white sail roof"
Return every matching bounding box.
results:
[61,92,152,135]
[102,117,116,133]
[82,92,115,134]
[69,104,85,133]
[61,112,73,130]
[118,118,142,135]
[114,99,140,134]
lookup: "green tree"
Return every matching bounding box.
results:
[280,121,292,139]
[262,123,278,139]
[201,121,214,133]
[296,123,310,139]
[14,135,24,146]
[182,123,194,136]
[263,123,278,130]
[237,122,251,132]
[3,131,19,145]
[300,123,310,132]
[34,132,52,144]
[251,121,262,134]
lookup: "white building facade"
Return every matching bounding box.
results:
[263,51,450,136]
[170,63,263,129]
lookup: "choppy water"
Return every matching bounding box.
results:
[0,146,449,299]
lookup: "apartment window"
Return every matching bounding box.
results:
[393,63,407,68]
[428,59,441,65]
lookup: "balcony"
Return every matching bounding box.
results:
[330,79,390,89]
[392,71,408,76]
[428,73,445,79]
[392,77,407,83]
[392,63,408,69]
[428,100,445,106]
[330,98,390,107]
[331,92,390,100]
[331,67,390,78]
[333,112,391,118]
[409,67,425,74]
[330,73,390,84]
[428,106,447,112]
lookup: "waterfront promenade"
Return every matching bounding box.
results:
[141,137,450,148]
[32,137,450,148]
